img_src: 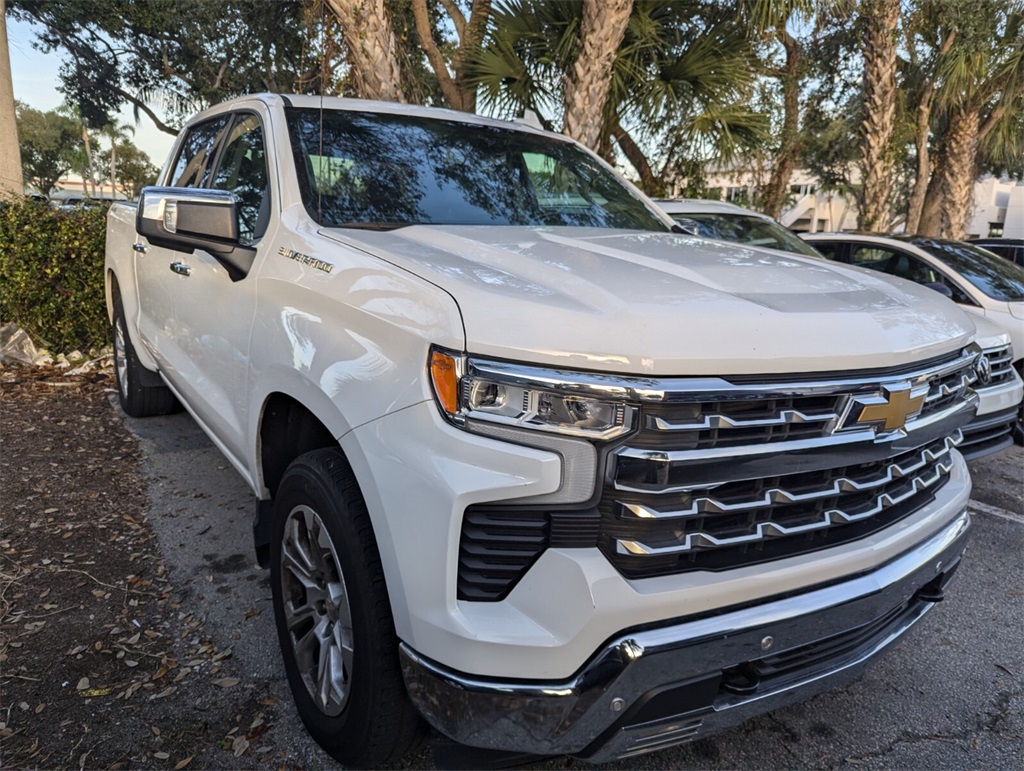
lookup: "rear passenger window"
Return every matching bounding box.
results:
[167,117,231,188]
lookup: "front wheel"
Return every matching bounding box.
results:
[269,449,425,767]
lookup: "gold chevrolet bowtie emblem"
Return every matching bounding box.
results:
[855,385,927,431]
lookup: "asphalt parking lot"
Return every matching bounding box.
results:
[124,406,1023,769]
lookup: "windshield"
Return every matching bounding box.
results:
[669,212,821,257]
[285,108,669,231]
[911,238,1024,302]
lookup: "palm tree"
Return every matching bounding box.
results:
[737,0,825,219]
[902,1,958,235]
[411,0,493,112]
[858,0,901,232]
[562,0,634,150]
[325,0,406,102]
[471,1,767,194]
[102,121,132,200]
[0,0,24,197]
[917,2,1024,239]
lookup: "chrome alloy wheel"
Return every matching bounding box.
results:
[113,317,128,397]
[280,505,354,716]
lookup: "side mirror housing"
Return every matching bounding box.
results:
[136,187,256,281]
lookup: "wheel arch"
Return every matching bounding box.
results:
[251,381,353,567]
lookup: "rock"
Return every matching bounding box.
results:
[55,353,71,369]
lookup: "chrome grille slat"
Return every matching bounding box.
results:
[983,345,1015,384]
[615,455,954,557]
[924,372,973,403]
[651,407,838,432]
[618,432,961,521]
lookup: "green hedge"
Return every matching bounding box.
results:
[0,198,111,354]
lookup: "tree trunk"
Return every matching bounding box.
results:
[82,127,94,197]
[940,106,981,240]
[110,141,117,200]
[905,89,934,234]
[0,0,24,198]
[612,120,657,195]
[325,0,405,102]
[761,31,801,220]
[904,30,954,234]
[562,0,633,150]
[917,157,944,237]
[858,0,900,232]
[452,0,491,113]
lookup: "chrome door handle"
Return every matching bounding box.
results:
[133,242,148,253]
[169,262,192,277]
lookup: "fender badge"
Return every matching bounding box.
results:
[278,246,334,274]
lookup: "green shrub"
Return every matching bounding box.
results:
[0,198,111,354]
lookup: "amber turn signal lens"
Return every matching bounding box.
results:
[430,350,459,415]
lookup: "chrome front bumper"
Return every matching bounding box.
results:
[401,511,971,762]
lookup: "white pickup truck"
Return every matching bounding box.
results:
[107,94,983,767]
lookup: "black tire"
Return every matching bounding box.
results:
[270,449,426,767]
[112,297,179,418]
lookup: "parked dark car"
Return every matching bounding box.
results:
[970,238,1024,268]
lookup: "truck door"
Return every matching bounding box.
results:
[135,116,230,377]
[169,110,273,464]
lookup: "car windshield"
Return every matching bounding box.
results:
[285,108,669,231]
[669,212,821,257]
[911,239,1024,302]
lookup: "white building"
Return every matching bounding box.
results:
[686,168,1024,237]
[969,177,1024,239]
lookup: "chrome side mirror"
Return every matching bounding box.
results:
[136,187,256,281]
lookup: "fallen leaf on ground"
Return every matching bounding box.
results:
[174,757,194,770]
[213,677,240,688]
[231,736,249,757]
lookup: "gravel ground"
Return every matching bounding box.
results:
[2,364,1021,769]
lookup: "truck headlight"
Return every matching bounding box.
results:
[430,348,636,441]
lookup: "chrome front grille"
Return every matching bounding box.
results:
[984,344,1016,385]
[606,433,959,569]
[598,349,978,580]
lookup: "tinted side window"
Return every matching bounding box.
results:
[811,241,843,260]
[209,114,270,244]
[849,245,899,272]
[168,117,231,188]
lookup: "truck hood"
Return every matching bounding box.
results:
[320,226,976,376]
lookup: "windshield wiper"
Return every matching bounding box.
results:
[333,221,413,231]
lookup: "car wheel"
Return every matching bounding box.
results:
[270,449,425,767]
[112,298,178,417]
